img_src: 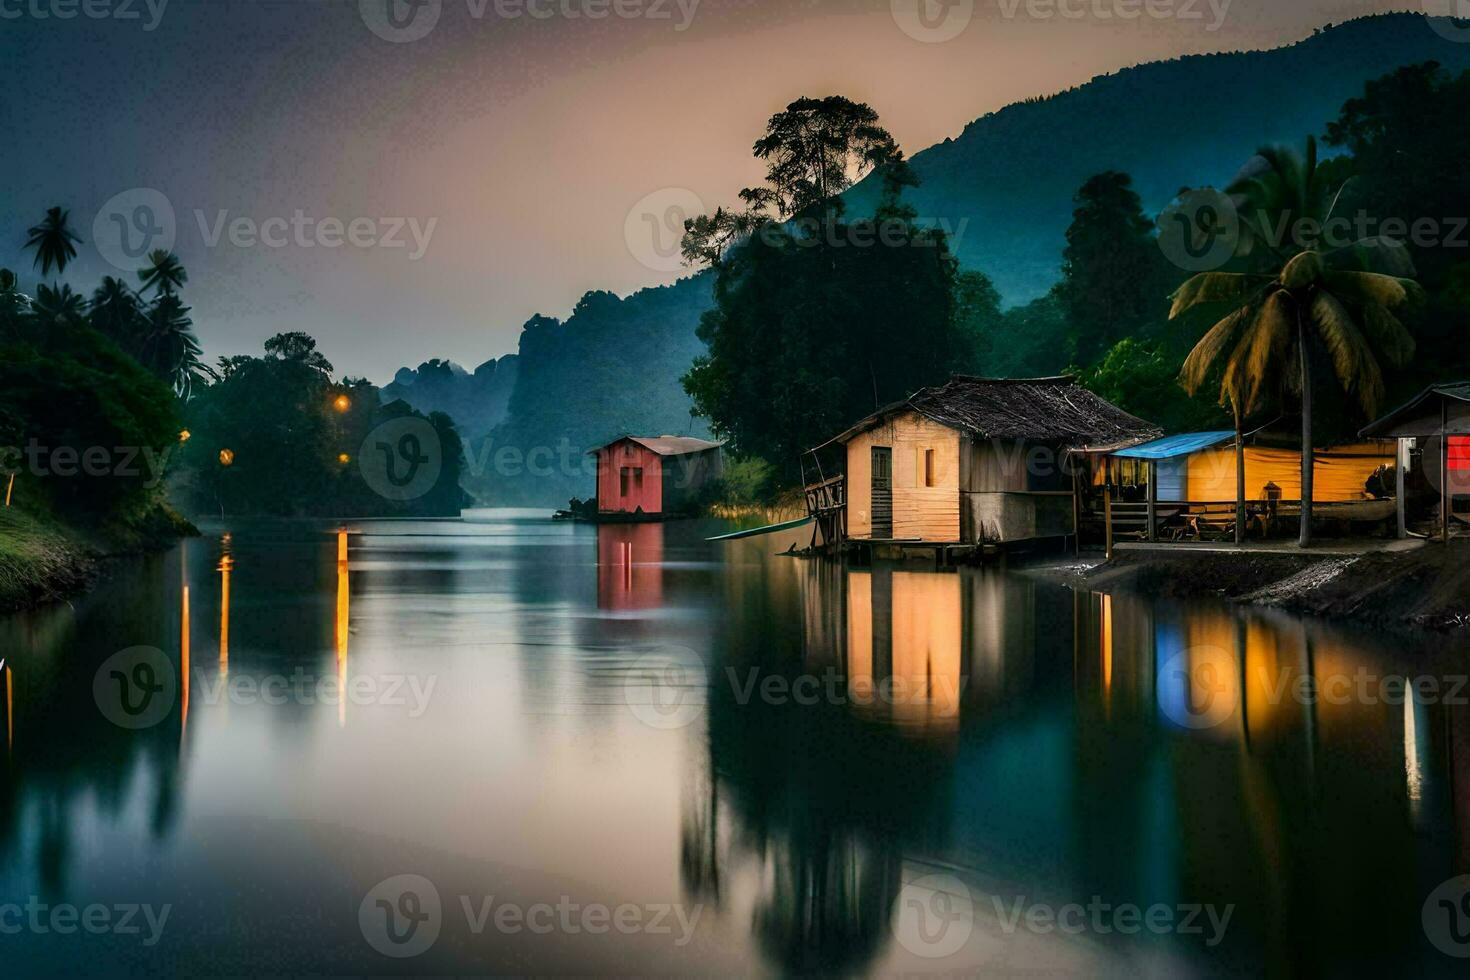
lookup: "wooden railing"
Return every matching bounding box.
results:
[1106,497,1394,546]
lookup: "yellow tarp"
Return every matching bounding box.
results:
[1187,443,1393,502]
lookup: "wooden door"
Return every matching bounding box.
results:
[871,447,893,539]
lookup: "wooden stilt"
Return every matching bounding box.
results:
[1396,437,1407,540]
[1147,460,1158,543]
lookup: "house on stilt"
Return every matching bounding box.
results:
[803,376,1160,558]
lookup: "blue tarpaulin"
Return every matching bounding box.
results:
[1110,431,1235,460]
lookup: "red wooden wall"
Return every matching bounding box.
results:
[595,440,664,514]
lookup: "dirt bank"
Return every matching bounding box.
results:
[0,504,196,614]
[1044,543,1470,633]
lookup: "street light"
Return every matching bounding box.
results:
[333,394,351,413]
[219,448,235,467]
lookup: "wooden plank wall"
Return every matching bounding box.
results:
[845,411,961,541]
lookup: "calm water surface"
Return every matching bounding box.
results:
[1,510,1467,975]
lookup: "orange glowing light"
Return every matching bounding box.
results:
[179,429,191,442]
[338,453,351,465]
[336,530,349,728]
[219,448,235,467]
[333,394,351,413]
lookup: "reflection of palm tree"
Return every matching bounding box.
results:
[1174,138,1419,546]
[137,249,188,297]
[24,206,81,277]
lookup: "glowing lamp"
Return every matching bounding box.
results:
[333,394,351,413]
[219,448,235,467]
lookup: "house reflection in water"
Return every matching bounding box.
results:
[596,524,664,611]
[796,563,1044,734]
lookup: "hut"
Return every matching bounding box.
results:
[1361,382,1470,541]
[589,436,723,520]
[806,376,1160,554]
[1102,428,1396,542]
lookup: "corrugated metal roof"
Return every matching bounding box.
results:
[1111,431,1235,459]
[589,436,724,456]
[1361,381,1470,437]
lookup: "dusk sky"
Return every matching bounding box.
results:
[0,0,1430,379]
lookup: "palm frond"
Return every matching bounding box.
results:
[1179,306,1250,396]
[1169,273,1269,319]
[1224,291,1293,415]
[1312,291,1385,417]
[1323,271,1419,309]
[1357,303,1417,370]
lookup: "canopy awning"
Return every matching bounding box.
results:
[1109,431,1235,460]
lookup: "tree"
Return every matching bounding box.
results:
[30,283,87,328]
[952,270,1003,371]
[138,294,208,399]
[89,276,144,344]
[263,331,334,374]
[24,206,81,277]
[138,249,188,298]
[1058,172,1166,365]
[1172,138,1419,546]
[748,96,899,220]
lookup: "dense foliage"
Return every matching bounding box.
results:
[178,334,465,518]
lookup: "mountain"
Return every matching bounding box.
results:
[844,12,1470,304]
[471,275,715,506]
[380,356,518,437]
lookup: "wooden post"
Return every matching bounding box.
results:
[1071,466,1081,557]
[1104,457,1114,560]
[1147,460,1158,543]
[1396,437,1407,540]
[1443,401,1451,544]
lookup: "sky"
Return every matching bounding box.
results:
[0,0,1432,380]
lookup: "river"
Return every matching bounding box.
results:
[0,510,1466,975]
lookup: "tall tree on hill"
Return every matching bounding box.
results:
[681,98,979,478]
[24,207,81,278]
[1058,172,1166,365]
[1173,137,1419,547]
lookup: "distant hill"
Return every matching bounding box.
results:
[380,356,518,438]
[844,12,1470,304]
[471,275,715,506]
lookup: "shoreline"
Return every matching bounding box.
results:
[0,504,197,615]
[1027,541,1470,633]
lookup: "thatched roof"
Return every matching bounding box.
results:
[815,376,1161,453]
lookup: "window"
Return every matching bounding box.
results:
[620,467,632,497]
[621,467,644,497]
[924,448,936,487]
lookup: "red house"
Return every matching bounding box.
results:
[590,436,723,519]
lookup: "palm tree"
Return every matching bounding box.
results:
[30,283,87,328]
[24,207,81,277]
[89,276,145,345]
[137,249,187,297]
[139,294,208,398]
[1173,138,1419,547]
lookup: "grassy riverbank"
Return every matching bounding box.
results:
[0,503,196,614]
[1072,542,1470,632]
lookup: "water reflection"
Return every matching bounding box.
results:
[0,519,1467,974]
